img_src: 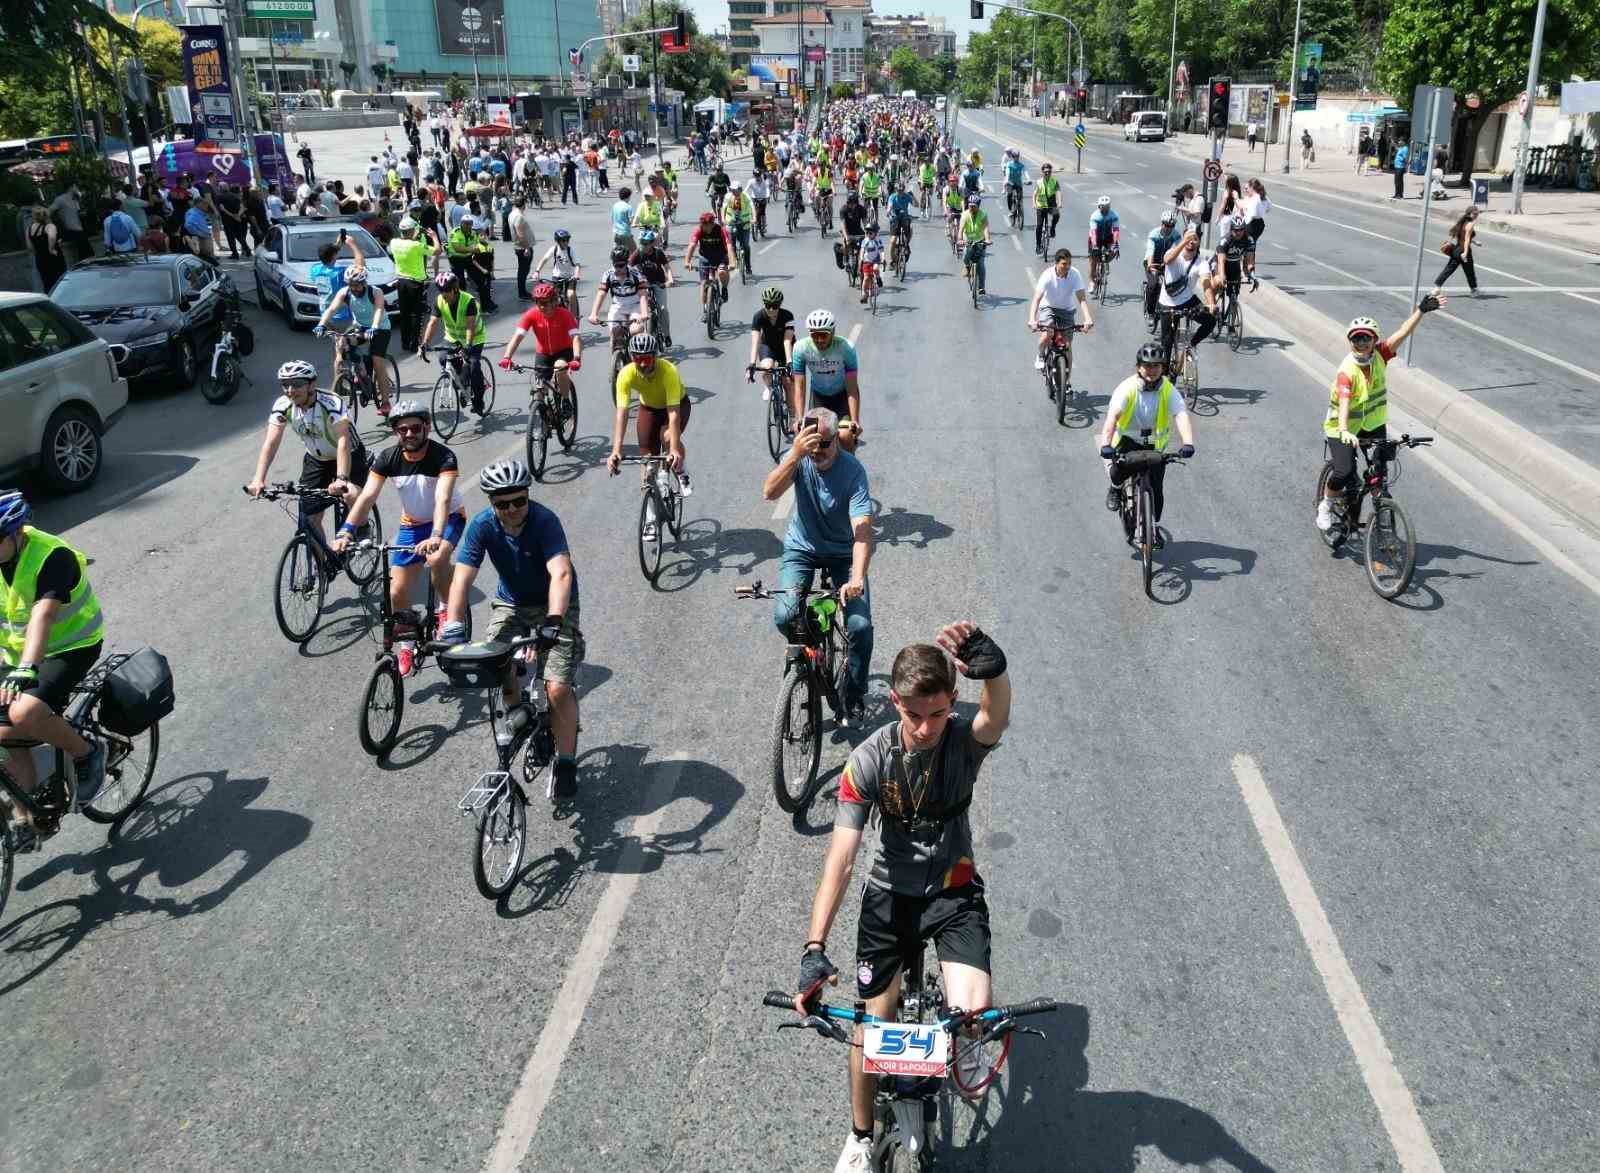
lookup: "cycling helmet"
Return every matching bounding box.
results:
[1229,214,1248,232]
[699,211,716,225]
[805,308,836,333]
[1346,316,1380,341]
[554,228,571,242]
[866,221,880,234]
[389,400,430,426]
[730,180,743,191]
[345,266,368,285]
[1040,162,1053,173]
[846,191,859,203]
[610,246,630,264]
[277,358,317,383]
[639,228,658,244]
[1097,195,1112,209]
[460,215,475,230]
[1005,147,1019,159]
[532,282,556,301]
[0,490,31,538]
[966,194,981,207]
[1135,342,1166,367]
[479,459,531,494]
[398,217,418,232]
[434,271,459,292]
[629,332,660,357]
[1160,208,1178,225]
[761,286,784,306]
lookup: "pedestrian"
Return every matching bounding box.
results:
[266,182,286,226]
[1355,129,1371,176]
[509,194,535,299]
[297,142,315,185]
[48,183,90,263]
[101,201,139,255]
[560,151,579,204]
[1247,120,1259,152]
[1215,173,1243,225]
[429,109,442,148]
[1299,129,1314,170]
[217,183,248,258]
[119,183,150,234]
[27,206,67,290]
[1391,140,1409,200]
[182,198,215,261]
[1244,178,1270,242]
[1431,206,1481,298]
[398,156,415,201]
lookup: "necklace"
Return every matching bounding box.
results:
[895,725,938,826]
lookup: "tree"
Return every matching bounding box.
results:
[887,47,935,96]
[829,82,855,100]
[371,62,390,91]
[338,60,357,88]
[592,1,730,102]
[0,0,133,91]
[1377,0,1600,183]
[446,74,469,102]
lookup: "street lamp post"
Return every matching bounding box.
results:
[1166,0,1178,118]
[1282,0,1303,174]
[1509,0,1550,215]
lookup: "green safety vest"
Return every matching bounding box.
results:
[961,210,988,243]
[1115,377,1176,451]
[861,173,882,197]
[2,528,103,666]
[1325,352,1388,436]
[391,237,435,282]
[447,227,480,260]
[1034,176,1059,208]
[436,291,486,345]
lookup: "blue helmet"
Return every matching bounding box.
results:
[0,490,30,538]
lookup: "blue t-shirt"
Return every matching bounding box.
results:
[790,336,859,401]
[454,503,577,608]
[611,200,634,236]
[787,451,871,559]
[1089,209,1120,243]
[182,206,210,237]
[308,260,351,324]
[887,192,914,219]
[448,203,468,229]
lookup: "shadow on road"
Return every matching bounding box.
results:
[653,517,785,593]
[873,505,956,549]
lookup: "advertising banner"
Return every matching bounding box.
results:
[435,0,505,57]
[1296,42,1323,110]
[181,25,238,146]
[245,0,316,17]
[155,133,295,188]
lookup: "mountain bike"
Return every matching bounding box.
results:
[1035,313,1087,426]
[1161,306,1202,410]
[750,361,792,463]
[1315,433,1433,598]
[422,343,496,441]
[249,483,383,643]
[329,328,399,428]
[0,650,162,919]
[816,190,833,236]
[890,225,910,283]
[700,266,726,337]
[1089,246,1116,303]
[763,948,1060,1169]
[444,632,560,899]
[733,572,850,813]
[946,211,962,257]
[1112,448,1185,600]
[505,360,578,482]
[1005,182,1023,229]
[843,237,863,290]
[965,241,988,308]
[620,454,686,584]
[199,286,251,405]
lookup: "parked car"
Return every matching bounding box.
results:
[253,218,396,329]
[1124,111,1168,142]
[0,292,128,493]
[50,253,233,389]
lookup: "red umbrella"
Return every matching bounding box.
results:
[463,123,514,139]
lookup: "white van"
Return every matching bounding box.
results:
[1124,110,1168,142]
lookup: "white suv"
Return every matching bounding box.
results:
[1124,111,1169,142]
[0,292,128,493]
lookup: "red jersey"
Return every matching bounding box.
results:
[515,305,580,355]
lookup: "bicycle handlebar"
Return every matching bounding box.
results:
[244,481,346,502]
[734,578,844,602]
[763,990,797,1009]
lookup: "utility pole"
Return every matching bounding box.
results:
[648,0,662,151]
[1166,0,1178,118]
[1405,87,1443,364]
[1281,0,1302,174]
[1509,0,1549,215]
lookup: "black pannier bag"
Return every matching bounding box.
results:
[98,647,175,736]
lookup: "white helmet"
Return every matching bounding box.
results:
[805,308,836,333]
[1096,195,1111,209]
[1005,147,1019,159]
[277,359,317,383]
[479,458,532,494]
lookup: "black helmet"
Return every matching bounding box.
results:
[1135,343,1166,367]
[610,246,629,264]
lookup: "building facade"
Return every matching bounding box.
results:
[745,0,867,86]
[865,13,954,61]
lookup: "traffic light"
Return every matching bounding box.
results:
[1076,87,1087,113]
[970,1,984,18]
[1208,77,1231,130]
[675,10,687,43]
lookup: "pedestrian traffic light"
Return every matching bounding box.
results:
[1076,87,1087,113]
[971,1,984,18]
[1208,77,1231,131]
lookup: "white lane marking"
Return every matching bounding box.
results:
[1565,291,1600,307]
[847,322,863,346]
[484,752,688,1173]
[1272,199,1540,286]
[1231,754,1446,1173]
[1295,251,1377,287]
[1280,284,1600,294]
[1011,234,1022,253]
[771,486,794,520]
[758,239,780,255]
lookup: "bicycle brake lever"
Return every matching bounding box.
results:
[1015,1026,1047,1040]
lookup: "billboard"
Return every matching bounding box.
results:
[181,25,238,147]
[1296,42,1322,110]
[435,0,505,57]
[245,0,316,16]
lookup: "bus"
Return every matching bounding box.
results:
[0,133,96,166]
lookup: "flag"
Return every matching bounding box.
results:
[568,47,582,67]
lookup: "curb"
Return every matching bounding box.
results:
[1250,279,1600,526]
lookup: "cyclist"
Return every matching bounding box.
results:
[417,271,490,416]
[500,281,584,406]
[333,401,465,677]
[793,622,1011,1173]
[1214,214,1259,314]
[246,358,370,545]
[659,159,680,214]
[1316,298,1444,532]
[1027,248,1094,372]
[1156,229,1218,371]
[885,182,915,252]
[760,406,874,728]
[917,155,936,214]
[748,170,771,236]
[789,308,861,452]
[684,211,733,311]
[587,246,653,361]
[629,228,677,347]
[748,285,797,386]
[310,229,365,386]
[1087,195,1121,287]
[942,174,965,240]
[706,161,731,210]
[857,223,885,306]
[609,184,636,253]
[533,227,582,318]
[860,162,883,226]
[314,265,394,417]
[0,490,107,827]
[958,194,992,296]
[1142,209,1183,327]
[632,187,665,247]
[441,459,584,799]
[959,155,982,199]
[721,181,756,276]
[1033,162,1060,255]
[836,192,868,277]
[813,161,834,223]
[1097,343,1197,540]
[607,333,693,524]
[1003,147,1028,223]
[446,214,497,313]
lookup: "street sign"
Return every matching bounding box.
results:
[1073,130,1085,150]
[1203,159,1222,182]
[1412,84,1454,147]
[622,53,641,73]
[1075,121,1085,136]
[571,74,592,97]
[270,28,304,45]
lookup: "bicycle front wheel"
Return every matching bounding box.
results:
[331,373,358,429]
[474,783,527,899]
[478,357,498,418]
[638,490,665,582]
[344,503,384,587]
[199,352,242,405]
[1180,348,1199,410]
[431,371,463,440]
[1139,480,1156,600]
[274,532,328,643]
[1054,356,1070,425]
[556,385,578,449]
[80,721,158,824]
[766,391,786,463]
[1364,497,1417,598]
[770,668,822,813]
[358,657,405,757]
[1314,462,1346,550]
[526,397,550,480]
[1228,299,1244,352]
[377,354,401,403]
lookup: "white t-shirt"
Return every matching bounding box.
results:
[1034,266,1087,315]
[1244,191,1270,222]
[1105,375,1189,442]
[1159,252,1213,308]
[367,165,386,191]
[266,194,286,221]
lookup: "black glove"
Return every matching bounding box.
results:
[2,665,38,694]
[1099,444,1115,460]
[1179,443,1195,458]
[798,946,837,1003]
[1418,294,1442,314]
[536,617,564,648]
[954,627,1007,680]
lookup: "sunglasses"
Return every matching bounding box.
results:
[280,379,313,390]
[491,495,529,511]
[812,436,835,451]
[1350,334,1378,346]
[393,423,426,436]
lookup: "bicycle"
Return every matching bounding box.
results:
[750,361,792,463]
[506,361,578,482]
[1090,246,1116,303]
[1005,182,1024,230]
[946,210,962,257]
[199,286,251,405]
[1314,433,1433,598]
[786,187,803,233]
[889,225,910,283]
[0,650,162,917]
[619,453,686,583]
[700,266,726,337]
[422,343,496,441]
[1111,447,1185,600]
[1161,306,1202,411]
[754,200,768,240]
[733,572,850,813]
[1035,312,1087,425]
[843,237,863,290]
[443,632,560,898]
[329,328,399,429]
[732,225,755,283]
[1216,273,1256,353]
[1034,206,1057,255]
[815,190,833,236]
[862,257,882,315]
[545,275,580,319]
[965,240,988,308]
[763,947,1060,1168]
[248,482,383,643]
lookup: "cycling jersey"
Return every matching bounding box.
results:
[859,237,885,265]
[630,247,671,287]
[960,167,981,195]
[615,357,685,410]
[1089,209,1121,246]
[1005,160,1026,186]
[689,223,731,263]
[371,438,465,522]
[886,193,914,222]
[599,265,647,314]
[790,335,859,400]
[1144,228,1181,264]
[1217,234,1257,262]
[918,164,935,186]
[513,305,580,355]
[344,286,384,331]
[269,390,354,461]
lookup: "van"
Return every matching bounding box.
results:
[1124,111,1168,143]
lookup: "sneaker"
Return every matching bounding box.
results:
[955,1042,995,1098]
[471,395,486,416]
[1470,288,1484,298]
[677,472,693,497]
[435,604,449,634]
[1106,485,1121,512]
[846,698,867,728]
[1034,355,1046,371]
[1315,498,1335,532]
[551,757,578,800]
[1152,530,1166,551]
[833,1134,873,1173]
[859,294,867,304]
[74,738,107,804]
[396,642,416,677]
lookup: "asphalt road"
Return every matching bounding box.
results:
[2,118,1598,1172]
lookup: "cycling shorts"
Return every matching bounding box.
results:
[0,643,102,728]
[300,448,370,510]
[392,512,466,568]
[697,259,726,280]
[854,880,992,998]
[345,327,391,358]
[533,348,575,374]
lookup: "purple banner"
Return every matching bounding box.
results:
[154,134,297,190]
[181,24,238,147]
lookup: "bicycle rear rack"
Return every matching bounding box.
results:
[458,771,510,815]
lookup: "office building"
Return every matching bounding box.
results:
[865,13,955,60]
[743,0,868,82]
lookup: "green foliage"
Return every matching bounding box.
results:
[829,82,856,101]
[886,47,937,96]
[0,0,134,93]
[446,75,470,102]
[593,1,730,102]
[0,16,183,140]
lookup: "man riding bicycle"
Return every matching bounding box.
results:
[1098,343,1197,544]
[1087,195,1121,286]
[747,171,771,236]
[628,229,676,346]
[1033,163,1060,255]
[684,212,733,310]
[1143,210,1183,325]
[1003,147,1028,222]
[793,623,1011,1173]
[836,192,868,278]
[417,271,490,416]
[885,183,914,251]
[0,491,107,829]
[500,282,584,406]
[314,265,394,417]
[1027,248,1093,371]
[1214,214,1259,307]
[246,358,370,543]
[706,162,731,210]
[860,164,884,225]
[588,246,654,360]
[1156,229,1218,372]
[917,157,936,211]
[959,157,982,199]
[789,308,862,452]
[607,332,693,520]
[721,181,756,275]
[959,195,992,296]
[748,286,797,383]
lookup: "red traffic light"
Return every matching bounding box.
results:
[1213,81,1227,95]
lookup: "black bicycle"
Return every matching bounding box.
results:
[1111,447,1185,600]
[764,945,1060,1169]
[1035,312,1086,425]
[442,632,560,898]
[889,223,911,283]
[1161,306,1202,410]
[700,266,726,337]
[734,573,850,813]
[620,454,686,584]
[1005,182,1024,229]
[786,185,804,233]
[815,189,833,236]
[422,343,497,441]
[965,241,988,308]
[1034,206,1057,255]
[249,483,383,643]
[507,360,578,481]
[1215,274,1256,353]
[329,328,399,429]
[1089,246,1117,303]
[751,361,791,463]
[1315,433,1433,598]
[0,651,161,919]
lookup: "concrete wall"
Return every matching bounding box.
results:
[281,110,403,133]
